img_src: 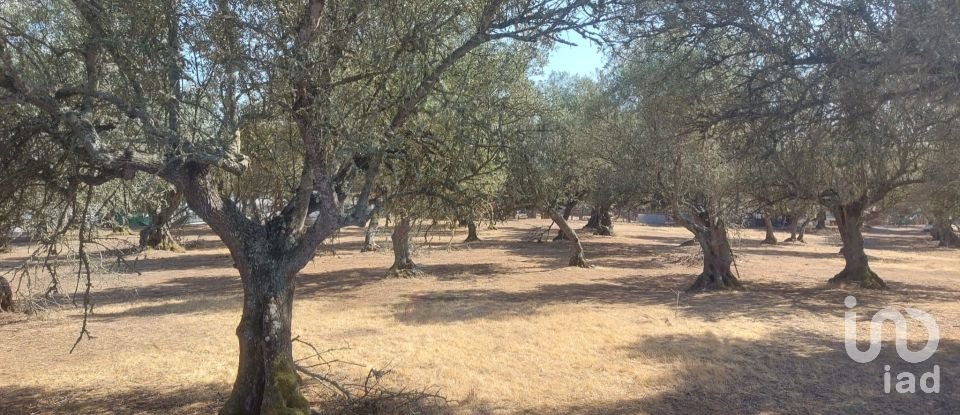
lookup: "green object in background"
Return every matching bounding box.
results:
[128,214,150,227]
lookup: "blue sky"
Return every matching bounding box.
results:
[538,31,605,80]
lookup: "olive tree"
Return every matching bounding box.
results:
[1,0,610,412]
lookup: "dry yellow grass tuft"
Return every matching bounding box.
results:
[1,220,958,414]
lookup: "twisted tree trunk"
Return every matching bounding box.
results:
[688,221,742,292]
[221,256,308,414]
[360,212,380,252]
[931,218,960,248]
[761,213,778,244]
[582,204,614,235]
[828,203,887,289]
[548,209,588,267]
[386,217,422,278]
[815,209,827,230]
[554,200,577,241]
[464,221,480,242]
[785,216,810,243]
[139,189,185,252]
[0,276,13,312]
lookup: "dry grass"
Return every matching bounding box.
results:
[1,220,959,414]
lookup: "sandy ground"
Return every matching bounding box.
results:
[1,219,959,414]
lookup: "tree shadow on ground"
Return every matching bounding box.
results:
[741,247,841,260]
[393,275,960,325]
[519,331,960,414]
[88,266,391,319]
[420,262,518,281]
[0,383,226,415]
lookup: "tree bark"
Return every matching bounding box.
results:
[386,217,422,278]
[785,216,809,243]
[761,213,777,244]
[360,212,380,252]
[582,204,614,235]
[0,276,13,312]
[464,221,480,242]
[932,218,960,248]
[548,209,588,267]
[554,200,577,241]
[815,209,827,230]
[828,203,887,289]
[220,258,309,415]
[139,189,185,252]
[688,222,742,292]
[582,207,600,230]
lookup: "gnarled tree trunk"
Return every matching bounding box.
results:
[0,276,13,312]
[386,217,422,278]
[464,220,480,242]
[220,255,309,415]
[815,209,827,230]
[554,200,577,241]
[785,216,810,243]
[360,212,380,252]
[931,218,960,248]
[548,209,588,267]
[688,221,742,292]
[582,204,614,235]
[828,203,887,289]
[760,213,777,244]
[139,189,184,252]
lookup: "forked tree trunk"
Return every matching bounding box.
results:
[548,209,588,267]
[554,200,577,241]
[464,221,480,242]
[360,212,380,252]
[828,203,887,289]
[386,217,422,278]
[688,222,742,292]
[815,209,827,230]
[785,216,810,243]
[595,204,614,236]
[761,213,777,244]
[582,204,614,235]
[220,255,309,415]
[139,189,185,252]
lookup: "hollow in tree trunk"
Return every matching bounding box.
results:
[220,257,310,415]
[687,221,742,292]
[554,200,577,241]
[828,203,887,289]
[139,189,185,252]
[548,209,589,268]
[760,213,777,244]
[464,221,480,243]
[815,209,827,230]
[360,212,380,252]
[386,217,422,278]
